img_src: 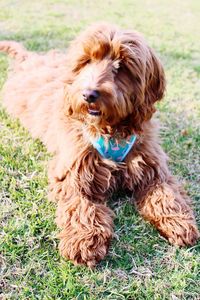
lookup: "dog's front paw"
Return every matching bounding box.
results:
[58,228,112,267]
[56,197,114,267]
[169,226,199,247]
[159,217,200,247]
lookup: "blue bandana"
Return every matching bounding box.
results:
[91,134,136,162]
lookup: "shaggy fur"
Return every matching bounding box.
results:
[0,23,199,267]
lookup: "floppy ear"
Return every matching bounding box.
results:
[133,46,166,129]
[122,33,166,131]
[145,47,166,108]
[63,70,75,117]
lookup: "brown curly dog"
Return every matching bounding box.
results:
[0,23,199,267]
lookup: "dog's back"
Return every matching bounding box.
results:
[0,41,69,152]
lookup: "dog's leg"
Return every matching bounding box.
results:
[56,194,114,267]
[48,156,115,267]
[136,176,199,246]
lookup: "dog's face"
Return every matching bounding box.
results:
[65,24,166,132]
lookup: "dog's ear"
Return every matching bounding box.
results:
[145,46,166,109]
[136,46,166,127]
[121,32,166,130]
[63,84,73,116]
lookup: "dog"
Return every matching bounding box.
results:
[0,23,199,267]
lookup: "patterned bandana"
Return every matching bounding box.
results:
[90,134,137,162]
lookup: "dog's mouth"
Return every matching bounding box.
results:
[88,104,101,116]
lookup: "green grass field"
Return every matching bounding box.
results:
[0,0,200,299]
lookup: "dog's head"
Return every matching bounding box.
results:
[64,23,165,133]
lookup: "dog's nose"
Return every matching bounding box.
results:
[83,89,100,103]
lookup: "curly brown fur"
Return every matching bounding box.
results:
[0,23,199,267]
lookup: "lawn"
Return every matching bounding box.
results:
[0,0,200,299]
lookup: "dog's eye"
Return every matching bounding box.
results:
[112,60,120,74]
[85,59,91,65]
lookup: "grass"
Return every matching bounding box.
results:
[0,0,200,299]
